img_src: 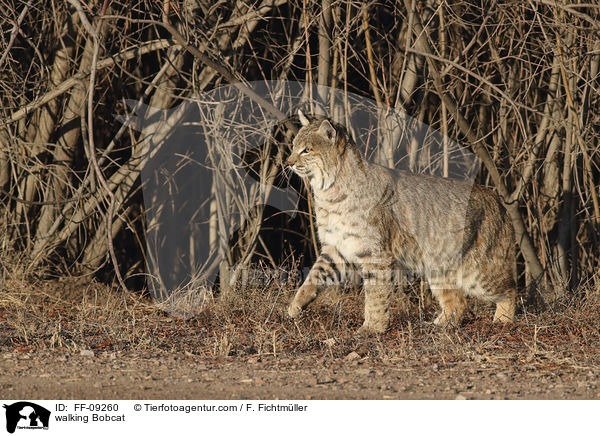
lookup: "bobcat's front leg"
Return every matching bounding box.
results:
[355,260,394,335]
[288,246,346,318]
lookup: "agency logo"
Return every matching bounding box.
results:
[3,402,50,434]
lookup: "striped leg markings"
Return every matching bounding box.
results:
[356,258,394,335]
[288,246,350,318]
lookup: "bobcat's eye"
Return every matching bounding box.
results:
[301,146,312,154]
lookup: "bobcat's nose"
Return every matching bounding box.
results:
[286,153,298,166]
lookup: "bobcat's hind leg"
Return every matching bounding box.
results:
[288,246,347,318]
[431,286,467,328]
[493,289,516,323]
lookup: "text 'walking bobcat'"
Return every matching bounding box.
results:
[287,110,516,335]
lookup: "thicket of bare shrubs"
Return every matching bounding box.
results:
[1,0,599,311]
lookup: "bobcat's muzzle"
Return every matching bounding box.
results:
[286,152,299,166]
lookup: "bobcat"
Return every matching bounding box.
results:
[286,110,516,335]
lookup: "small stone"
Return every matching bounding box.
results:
[80,350,94,357]
[316,375,335,385]
[454,394,467,400]
[345,351,361,361]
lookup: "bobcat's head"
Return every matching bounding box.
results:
[287,110,347,190]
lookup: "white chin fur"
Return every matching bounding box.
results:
[310,170,335,191]
[321,176,335,190]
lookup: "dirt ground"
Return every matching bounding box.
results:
[1,277,599,400]
[2,348,599,400]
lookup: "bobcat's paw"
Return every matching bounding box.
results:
[493,297,515,323]
[287,302,302,319]
[354,323,385,337]
[433,312,461,329]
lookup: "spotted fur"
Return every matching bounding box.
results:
[287,112,516,334]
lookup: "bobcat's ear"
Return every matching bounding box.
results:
[298,109,310,127]
[318,120,336,142]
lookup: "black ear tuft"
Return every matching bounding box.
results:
[318,120,336,142]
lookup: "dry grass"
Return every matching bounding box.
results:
[2,256,600,374]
